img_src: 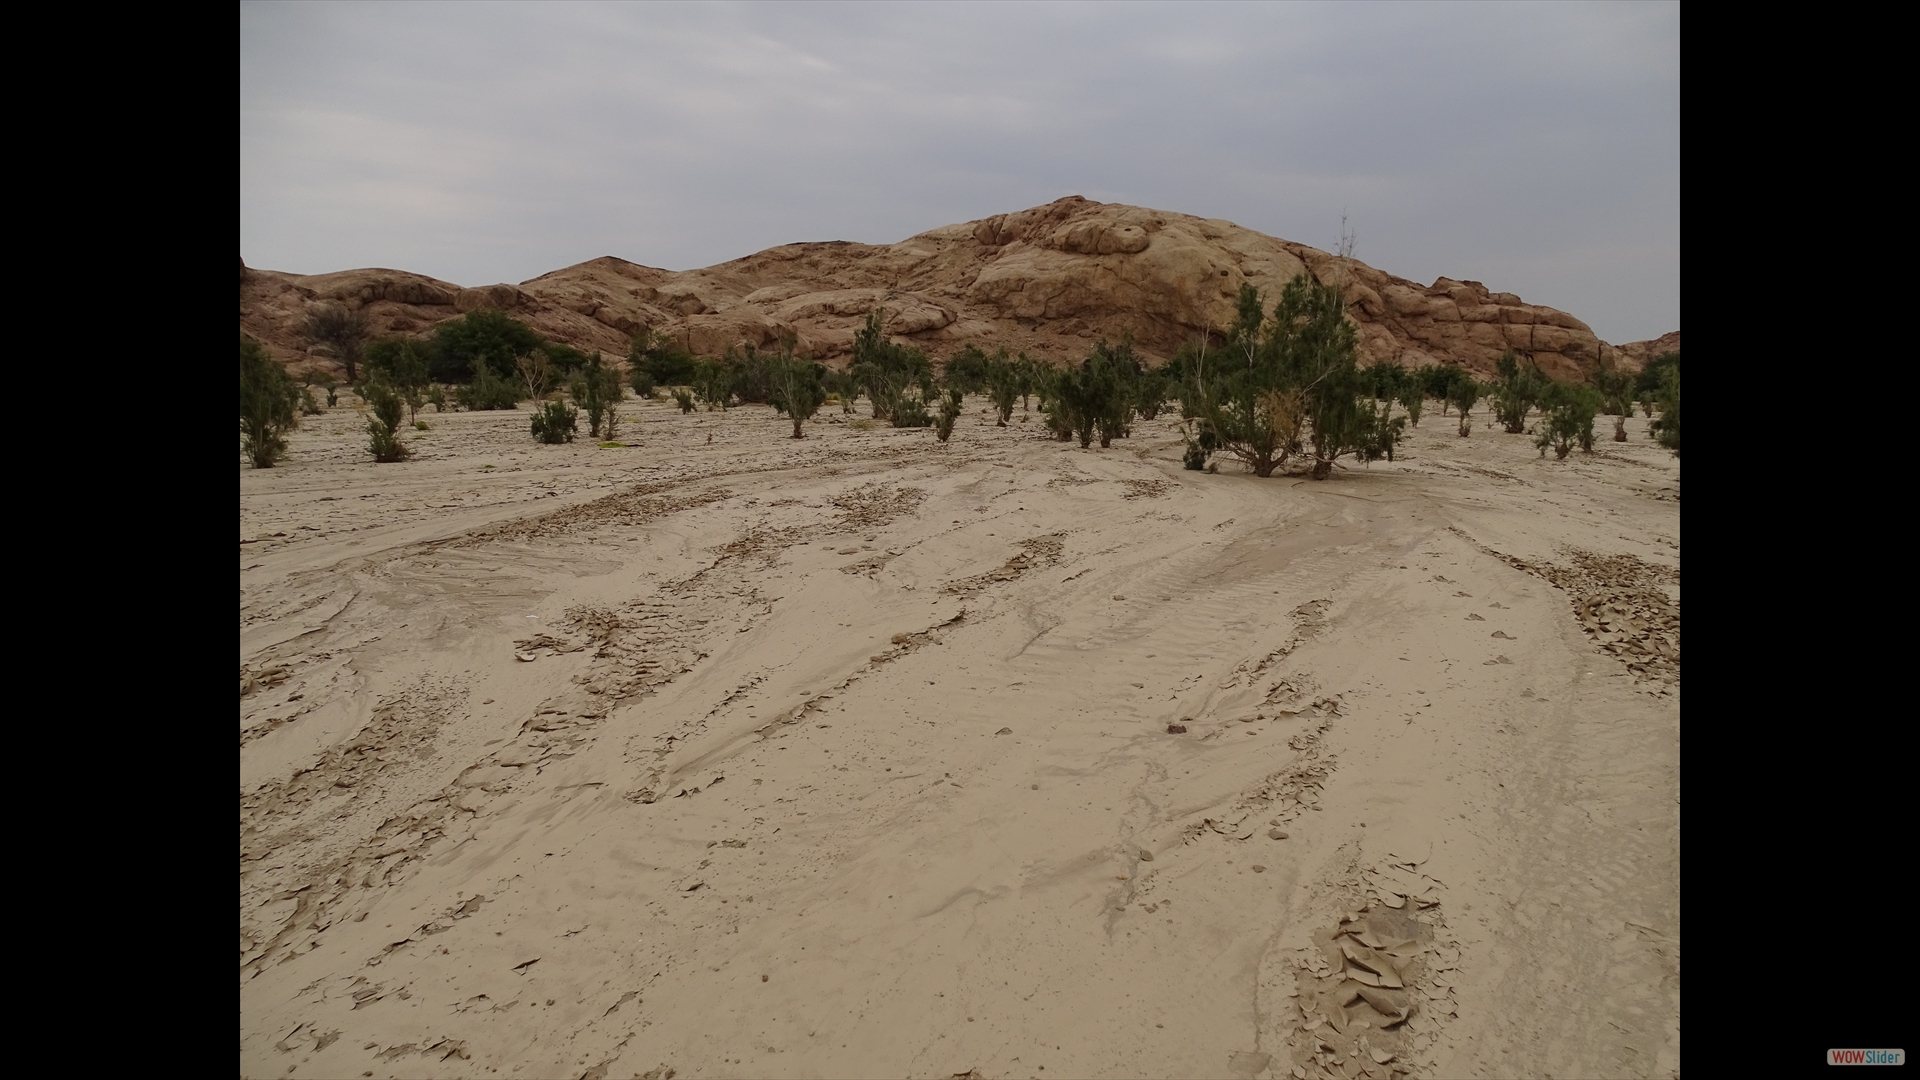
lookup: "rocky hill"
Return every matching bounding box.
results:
[241,195,1676,380]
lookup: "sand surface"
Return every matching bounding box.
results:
[240,398,1679,1080]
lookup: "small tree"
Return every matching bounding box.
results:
[692,358,733,411]
[933,388,963,442]
[1533,384,1598,460]
[362,375,410,463]
[984,349,1020,425]
[1650,365,1680,457]
[569,353,625,439]
[1491,350,1548,434]
[517,349,555,402]
[1449,378,1481,437]
[769,352,827,438]
[303,303,369,383]
[1594,368,1633,442]
[530,400,579,444]
[240,337,298,468]
[1395,379,1424,428]
[456,359,520,410]
[672,388,696,414]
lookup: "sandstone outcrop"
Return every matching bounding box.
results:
[241,196,1672,381]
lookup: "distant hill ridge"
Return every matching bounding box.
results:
[240,195,1677,379]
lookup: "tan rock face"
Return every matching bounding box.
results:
[240,196,1672,380]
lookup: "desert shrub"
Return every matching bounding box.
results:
[672,388,696,414]
[692,357,734,411]
[1182,275,1376,478]
[426,384,446,412]
[769,353,828,438]
[1367,362,1407,402]
[361,376,410,462]
[569,353,625,439]
[628,328,700,389]
[943,344,992,396]
[1634,352,1680,399]
[456,360,520,410]
[367,337,432,420]
[1491,350,1549,434]
[303,303,369,383]
[823,368,862,413]
[530,400,579,444]
[1133,365,1172,420]
[430,310,546,383]
[240,337,299,468]
[933,388,963,442]
[849,309,933,422]
[892,395,932,428]
[1533,384,1598,459]
[1361,398,1408,462]
[1449,377,1481,437]
[413,419,429,430]
[724,344,776,404]
[1395,379,1424,427]
[629,365,655,398]
[1181,419,1219,470]
[298,387,322,415]
[541,342,593,382]
[984,350,1021,425]
[1649,365,1680,457]
[516,349,555,402]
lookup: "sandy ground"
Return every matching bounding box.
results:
[240,395,1679,1080]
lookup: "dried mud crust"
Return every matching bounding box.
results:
[939,533,1066,595]
[830,482,928,530]
[1450,528,1679,688]
[239,591,728,978]
[1285,874,1460,1080]
[453,483,736,545]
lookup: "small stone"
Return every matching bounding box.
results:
[995,727,1013,735]
[514,652,537,663]
[1166,723,1188,734]
[761,974,768,982]
[1138,849,1154,862]
[1251,865,1266,872]
[1269,829,1290,840]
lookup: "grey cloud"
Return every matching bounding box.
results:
[241,1,1677,341]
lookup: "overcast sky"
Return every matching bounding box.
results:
[241,2,1678,342]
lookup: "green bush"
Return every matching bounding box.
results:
[426,384,447,412]
[672,388,696,414]
[362,376,410,462]
[769,354,828,438]
[530,401,579,444]
[628,328,699,389]
[302,304,369,383]
[430,310,546,383]
[1534,384,1599,460]
[933,389,962,442]
[1395,379,1424,428]
[849,309,933,422]
[1449,378,1481,437]
[569,353,625,440]
[456,361,520,410]
[240,337,299,468]
[1180,275,1377,478]
[1491,350,1549,434]
[1649,365,1679,457]
[692,358,734,411]
[984,350,1021,426]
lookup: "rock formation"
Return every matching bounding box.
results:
[241,196,1674,381]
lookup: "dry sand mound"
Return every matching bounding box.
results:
[241,398,1678,1079]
